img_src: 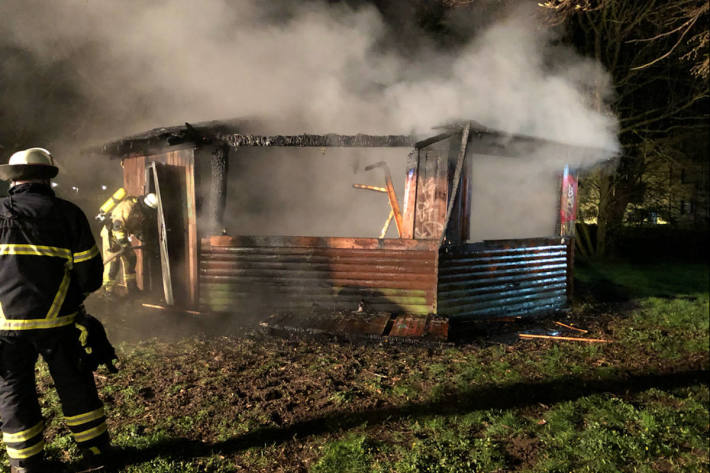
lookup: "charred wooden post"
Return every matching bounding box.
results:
[400,150,419,239]
[364,161,404,237]
[441,123,471,245]
[208,145,229,235]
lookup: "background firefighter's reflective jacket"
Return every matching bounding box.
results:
[106,197,144,248]
[0,183,103,333]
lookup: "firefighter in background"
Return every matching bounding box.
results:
[97,190,158,295]
[0,148,115,472]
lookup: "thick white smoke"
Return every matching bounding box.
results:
[0,0,618,150]
[1,0,618,239]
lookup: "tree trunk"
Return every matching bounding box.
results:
[596,171,612,256]
[596,164,633,257]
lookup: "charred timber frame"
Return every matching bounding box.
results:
[90,120,614,324]
[208,145,229,234]
[215,133,415,148]
[89,132,415,158]
[86,119,613,161]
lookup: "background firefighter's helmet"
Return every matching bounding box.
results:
[143,193,158,210]
[0,147,59,181]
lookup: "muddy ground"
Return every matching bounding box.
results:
[65,279,708,472]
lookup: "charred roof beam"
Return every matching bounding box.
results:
[215,133,416,148]
[84,118,616,160]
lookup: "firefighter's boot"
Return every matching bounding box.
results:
[11,466,43,473]
[11,467,44,473]
[75,445,117,473]
[10,459,67,473]
[74,456,107,472]
[125,277,138,295]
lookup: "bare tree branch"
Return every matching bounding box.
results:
[620,93,708,134]
[629,10,700,71]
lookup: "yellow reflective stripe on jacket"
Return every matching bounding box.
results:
[46,268,72,319]
[64,407,105,427]
[72,422,107,443]
[0,244,71,260]
[0,312,77,331]
[73,245,99,263]
[6,439,45,459]
[0,244,81,328]
[2,421,44,443]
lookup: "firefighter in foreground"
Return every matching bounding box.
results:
[97,189,157,296]
[0,148,118,472]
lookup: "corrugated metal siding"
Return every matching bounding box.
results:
[438,240,571,318]
[200,237,438,315]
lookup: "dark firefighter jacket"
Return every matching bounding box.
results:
[0,183,103,333]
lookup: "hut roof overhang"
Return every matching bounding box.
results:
[83,118,616,162]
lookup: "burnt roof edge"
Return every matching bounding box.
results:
[423,121,619,161]
[83,118,617,160]
[215,133,416,148]
[82,118,418,159]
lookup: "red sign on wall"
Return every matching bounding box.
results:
[560,165,578,236]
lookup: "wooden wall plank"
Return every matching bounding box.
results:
[122,156,146,289]
[185,152,198,307]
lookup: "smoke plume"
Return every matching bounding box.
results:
[1,1,617,144]
[1,0,618,238]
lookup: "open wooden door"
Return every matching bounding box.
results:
[147,162,190,306]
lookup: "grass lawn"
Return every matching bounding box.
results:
[1,261,707,472]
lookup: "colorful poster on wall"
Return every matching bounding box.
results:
[560,165,578,236]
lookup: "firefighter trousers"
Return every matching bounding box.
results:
[0,326,109,468]
[104,249,137,292]
[100,228,137,293]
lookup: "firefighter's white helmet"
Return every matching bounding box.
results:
[143,193,158,209]
[0,147,59,181]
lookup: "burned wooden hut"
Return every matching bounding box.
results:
[88,119,593,338]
